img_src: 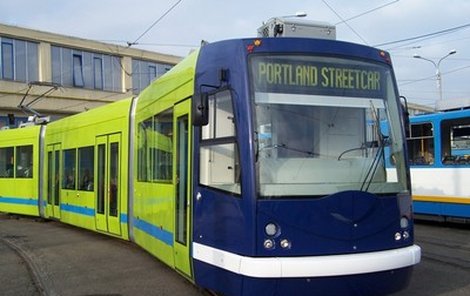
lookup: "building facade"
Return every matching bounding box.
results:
[0,23,181,128]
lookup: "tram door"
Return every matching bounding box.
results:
[46,144,61,219]
[95,134,121,236]
[173,100,192,278]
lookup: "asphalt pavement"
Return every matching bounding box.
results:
[0,213,205,296]
[2,213,470,296]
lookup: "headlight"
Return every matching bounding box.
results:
[403,231,410,240]
[400,217,409,229]
[263,239,275,249]
[280,239,291,249]
[265,223,278,237]
[394,232,402,241]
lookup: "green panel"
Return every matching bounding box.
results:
[44,97,132,239]
[95,136,107,232]
[0,125,41,217]
[173,99,192,278]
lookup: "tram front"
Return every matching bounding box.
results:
[192,38,420,296]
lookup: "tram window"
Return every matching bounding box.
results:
[78,146,94,191]
[62,149,76,189]
[202,90,235,140]
[152,109,173,182]
[200,90,241,194]
[407,123,434,165]
[15,145,33,178]
[138,117,152,182]
[137,109,173,183]
[0,147,14,178]
[441,119,470,165]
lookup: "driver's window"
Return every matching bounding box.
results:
[199,90,240,194]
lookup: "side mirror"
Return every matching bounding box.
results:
[192,93,209,126]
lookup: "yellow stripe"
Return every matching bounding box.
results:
[413,195,470,205]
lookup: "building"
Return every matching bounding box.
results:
[0,23,182,128]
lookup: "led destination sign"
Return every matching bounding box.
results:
[252,57,387,98]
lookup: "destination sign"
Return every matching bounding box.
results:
[252,57,387,98]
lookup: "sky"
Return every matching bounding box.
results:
[1,0,470,107]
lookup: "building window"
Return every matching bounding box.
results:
[93,57,103,89]
[52,46,122,92]
[73,54,84,87]
[132,59,173,94]
[149,65,157,82]
[0,37,38,82]
[1,40,14,80]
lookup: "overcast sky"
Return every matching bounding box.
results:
[1,0,470,107]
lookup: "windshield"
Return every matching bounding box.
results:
[251,55,407,198]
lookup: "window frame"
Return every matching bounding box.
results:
[93,56,103,90]
[407,122,435,166]
[73,53,85,87]
[78,146,94,191]
[62,148,77,190]
[15,145,33,179]
[440,117,470,166]
[1,39,14,80]
[137,108,174,183]
[0,147,14,178]
[199,88,241,195]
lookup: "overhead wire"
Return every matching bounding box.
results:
[398,65,470,87]
[127,0,183,47]
[334,0,399,25]
[374,22,470,48]
[321,0,369,45]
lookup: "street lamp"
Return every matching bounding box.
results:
[281,11,307,18]
[413,49,457,101]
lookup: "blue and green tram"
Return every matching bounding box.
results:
[0,125,43,216]
[0,36,421,296]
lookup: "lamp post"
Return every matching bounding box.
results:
[413,49,457,101]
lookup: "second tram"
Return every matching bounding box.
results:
[407,109,470,221]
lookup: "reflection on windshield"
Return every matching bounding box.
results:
[251,55,407,198]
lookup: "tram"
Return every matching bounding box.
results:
[406,108,470,221]
[0,36,421,295]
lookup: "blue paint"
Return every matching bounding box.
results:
[0,197,38,206]
[414,201,470,218]
[60,203,95,216]
[134,218,173,246]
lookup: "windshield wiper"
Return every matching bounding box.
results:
[360,101,389,192]
[260,143,317,157]
[337,141,379,161]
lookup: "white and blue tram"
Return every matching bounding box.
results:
[407,108,470,220]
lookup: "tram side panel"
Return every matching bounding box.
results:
[43,98,133,239]
[132,52,198,274]
[407,109,470,220]
[0,125,42,216]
